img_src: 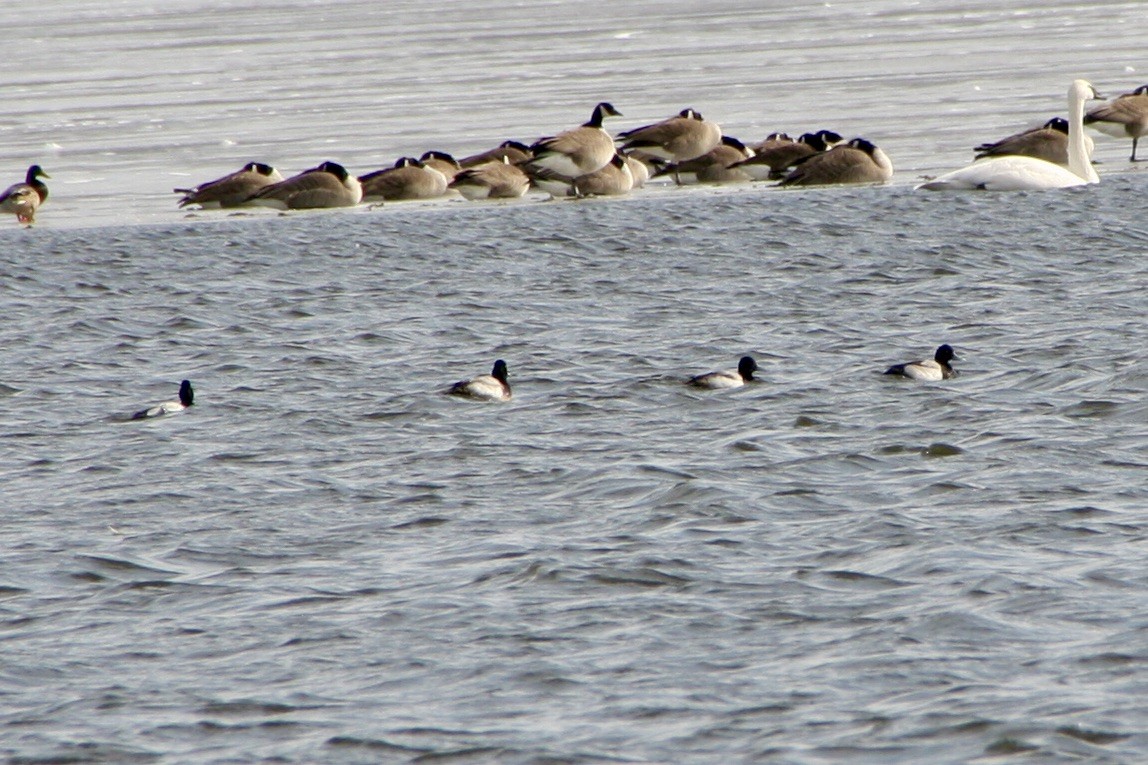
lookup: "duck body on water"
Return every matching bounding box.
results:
[449,360,512,401]
[884,345,957,381]
[131,380,194,420]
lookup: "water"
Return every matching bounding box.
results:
[3,1,1148,763]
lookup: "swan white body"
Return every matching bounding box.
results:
[918,80,1101,191]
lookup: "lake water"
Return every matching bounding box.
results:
[3,1,1148,763]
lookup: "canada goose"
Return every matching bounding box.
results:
[656,136,754,184]
[449,360,511,401]
[448,158,530,200]
[0,165,49,224]
[622,152,654,188]
[132,380,194,419]
[884,345,957,381]
[418,151,462,183]
[460,140,533,168]
[175,162,283,208]
[1085,84,1148,161]
[747,132,794,153]
[359,157,448,202]
[734,130,843,180]
[973,118,1082,165]
[779,137,893,186]
[689,356,758,389]
[918,80,1101,191]
[524,102,622,177]
[529,153,634,198]
[245,161,362,209]
[616,108,722,163]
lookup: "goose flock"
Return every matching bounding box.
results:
[3,79,1146,227]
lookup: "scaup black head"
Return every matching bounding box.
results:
[934,345,955,364]
[491,360,509,383]
[178,379,194,407]
[738,356,758,380]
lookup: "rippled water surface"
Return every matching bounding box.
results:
[3,1,1148,763]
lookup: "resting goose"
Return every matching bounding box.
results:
[973,118,1080,166]
[529,153,634,198]
[460,140,533,169]
[175,162,283,208]
[448,158,531,200]
[734,130,843,180]
[359,157,448,202]
[779,137,893,187]
[246,161,362,209]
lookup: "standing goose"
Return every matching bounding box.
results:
[524,102,623,177]
[734,130,842,180]
[779,137,893,187]
[1084,84,1148,161]
[616,108,722,163]
[132,380,194,419]
[884,345,957,381]
[175,162,283,208]
[359,157,448,202]
[448,158,531,200]
[917,80,1102,191]
[246,161,362,209]
[973,118,1081,166]
[0,165,50,225]
[449,360,511,401]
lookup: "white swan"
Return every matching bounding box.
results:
[918,80,1102,191]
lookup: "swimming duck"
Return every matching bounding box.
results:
[175,162,283,209]
[449,360,511,401]
[0,165,50,224]
[132,380,194,419]
[884,345,957,381]
[689,356,758,389]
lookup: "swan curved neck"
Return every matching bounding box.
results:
[1068,86,1099,183]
